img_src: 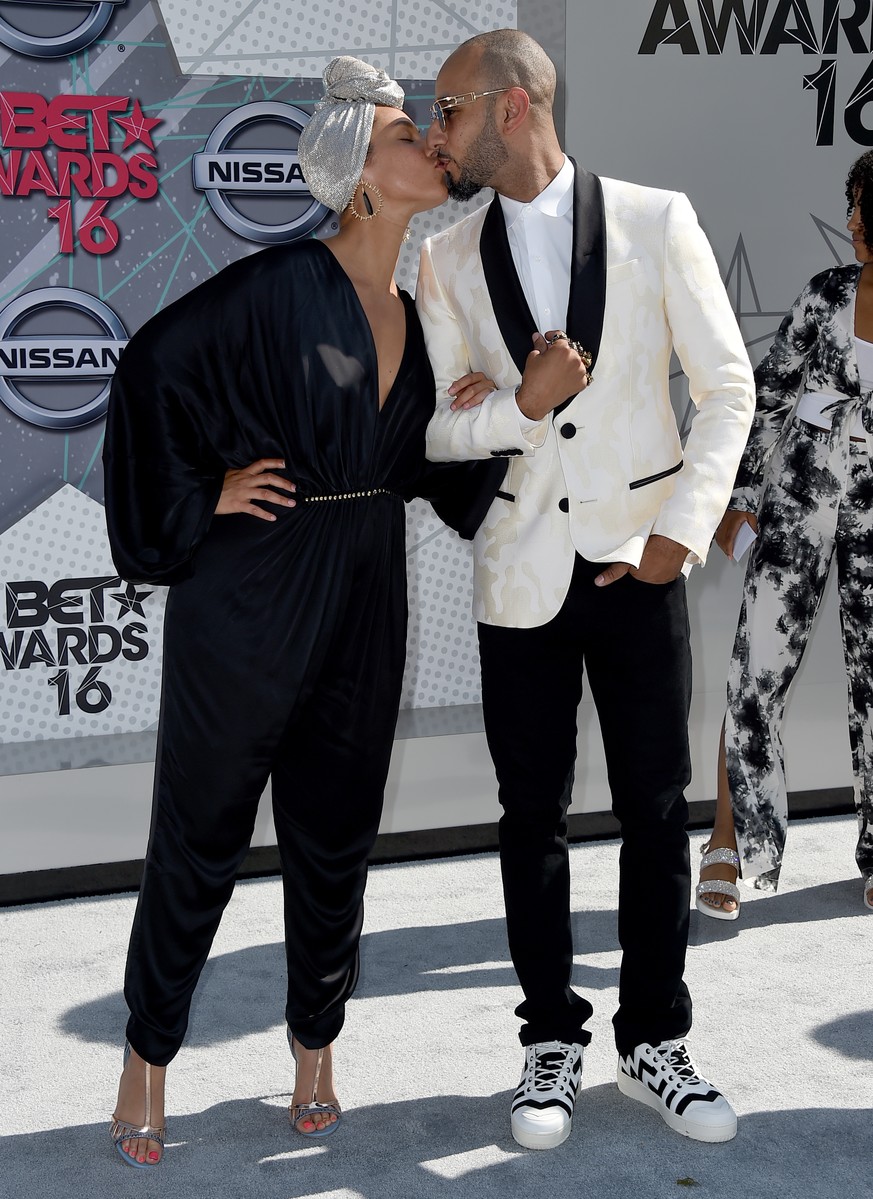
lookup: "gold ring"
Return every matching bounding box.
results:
[567,340,593,370]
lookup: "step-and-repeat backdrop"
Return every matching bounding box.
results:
[0,0,519,775]
[0,0,866,788]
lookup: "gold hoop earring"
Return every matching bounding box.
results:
[347,179,383,221]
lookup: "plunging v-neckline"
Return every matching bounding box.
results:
[315,238,410,413]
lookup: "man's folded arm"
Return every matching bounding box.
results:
[416,238,548,461]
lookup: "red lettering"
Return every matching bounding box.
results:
[56,152,93,197]
[128,153,159,199]
[1,92,158,257]
[89,153,129,199]
[45,96,90,150]
[47,198,74,254]
[0,92,48,149]
[0,150,23,195]
[17,150,58,197]
[79,96,129,151]
[1,94,131,151]
[79,200,120,255]
[43,95,128,151]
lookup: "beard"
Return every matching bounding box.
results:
[444,122,508,201]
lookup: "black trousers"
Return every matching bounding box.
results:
[478,555,693,1055]
[123,509,406,1067]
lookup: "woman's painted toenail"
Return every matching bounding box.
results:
[148,1152,160,1161]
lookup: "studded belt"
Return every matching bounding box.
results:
[302,487,398,503]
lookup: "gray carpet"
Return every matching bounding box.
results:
[2,815,870,1199]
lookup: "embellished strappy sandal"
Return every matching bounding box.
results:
[288,1032,342,1138]
[110,1043,166,1168]
[696,845,742,921]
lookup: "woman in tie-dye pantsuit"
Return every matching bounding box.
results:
[697,152,873,918]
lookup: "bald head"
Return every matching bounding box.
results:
[446,29,557,113]
[433,29,564,202]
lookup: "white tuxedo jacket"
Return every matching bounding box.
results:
[417,165,755,628]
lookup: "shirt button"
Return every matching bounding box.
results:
[558,498,570,513]
[560,423,576,439]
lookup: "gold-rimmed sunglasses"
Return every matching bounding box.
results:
[430,89,511,131]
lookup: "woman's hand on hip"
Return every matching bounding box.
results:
[448,372,498,411]
[215,458,296,521]
[715,509,758,559]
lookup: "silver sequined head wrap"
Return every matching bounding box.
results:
[298,56,405,214]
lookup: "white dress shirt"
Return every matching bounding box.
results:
[499,156,575,435]
[499,154,574,334]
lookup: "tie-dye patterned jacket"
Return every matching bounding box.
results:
[732,263,866,512]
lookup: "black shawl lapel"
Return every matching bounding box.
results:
[480,163,606,376]
[566,159,606,369]
[436,164,607,540]
[480,194,538,376]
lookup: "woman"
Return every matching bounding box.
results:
[698,151,873,920]
[104,57,494,1166]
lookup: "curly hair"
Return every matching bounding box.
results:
[845,150,873,251]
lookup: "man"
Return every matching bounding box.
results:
[416,29,754,1150]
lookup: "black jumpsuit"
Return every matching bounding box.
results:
[104,239,442,1064]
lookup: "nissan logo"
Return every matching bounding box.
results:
[0,0,126,60]
[193,101,331,244]
[0,287,128,430]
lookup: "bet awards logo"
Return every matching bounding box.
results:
[193,102,331,243]
[0,287,128,430]
[2,574,150,718]
[0,90,161,254]
[640,1,873,146]
[0,0,126,59]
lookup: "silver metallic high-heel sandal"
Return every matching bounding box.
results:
[863,874,873,911]
[288,1031,342,1138]
[110,1042,166,1168]
[696,845,742,921]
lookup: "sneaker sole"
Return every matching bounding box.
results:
[616,1069,737,1143]
[510,1116,573,1151]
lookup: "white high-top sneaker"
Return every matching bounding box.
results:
[617,1039,737,1143]
[510,1040,583,1150]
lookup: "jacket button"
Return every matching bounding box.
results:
[558,498,570,513]
[560,423,576,439]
